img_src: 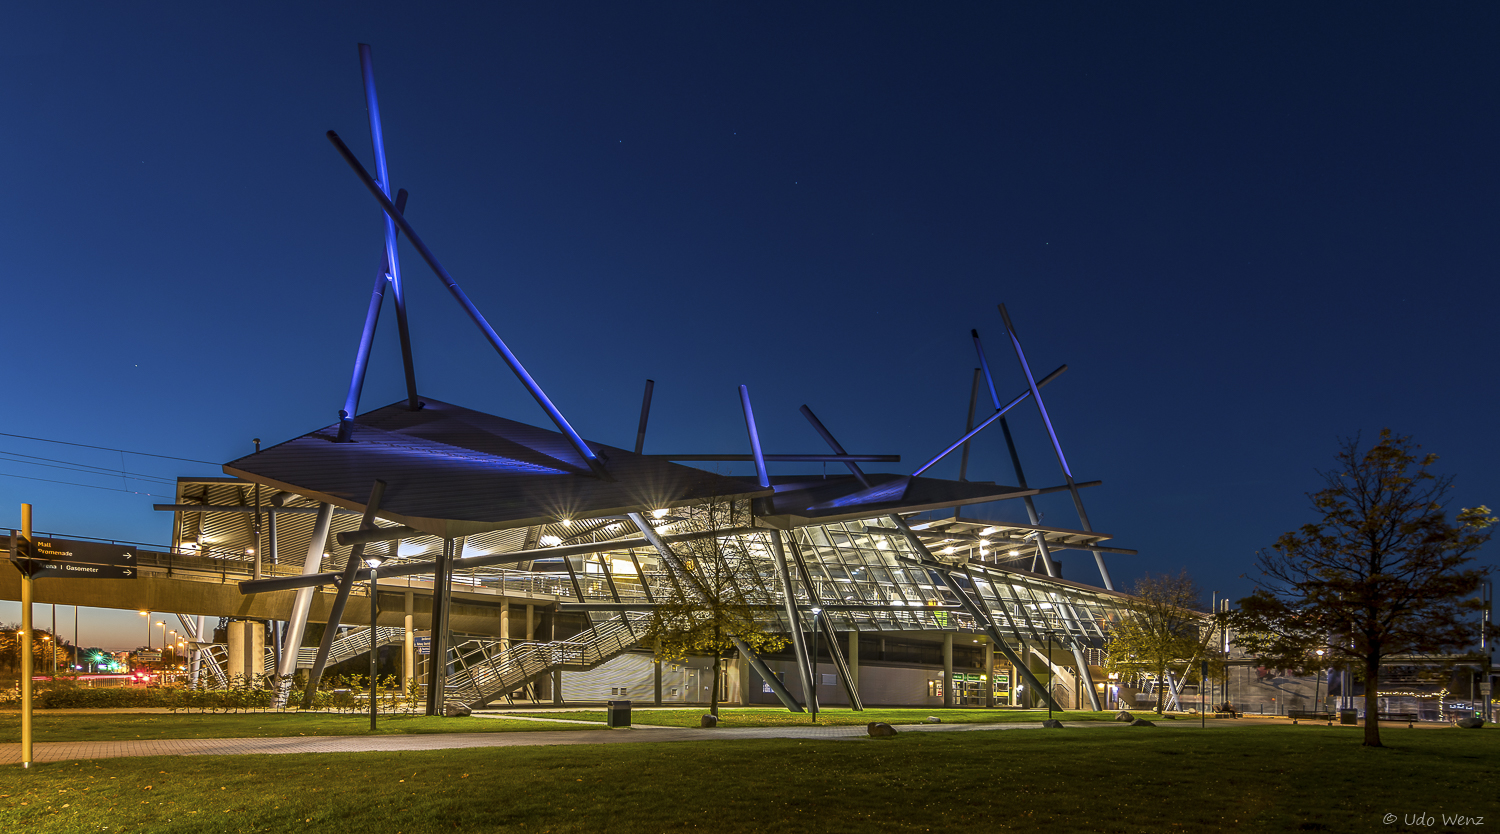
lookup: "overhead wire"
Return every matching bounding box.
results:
[0,431,220,465]
[0,431,216,500]
[0,450,178,484]
[0,470,174,498]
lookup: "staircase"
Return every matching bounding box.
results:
[196,626,406,686]
[444,612,650,709]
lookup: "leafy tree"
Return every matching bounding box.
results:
[1230,430,1493,747]
[639,498,786,717]
[1103,571,1213,713]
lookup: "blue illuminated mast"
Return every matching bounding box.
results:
[359,43,419,413]
[996,302,1113,590]
[338,44,419,443]
[326,130,608,479]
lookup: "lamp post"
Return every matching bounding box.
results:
[156,622,166,677]
[139,610,150,651]
[1314,649,1326,712]
[1046,631,1053,721]
[809,607,821,723]
[367,556,383,731]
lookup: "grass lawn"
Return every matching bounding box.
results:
[1,725,1495,832]
[0,713,602,743]
[507,707,1114,728]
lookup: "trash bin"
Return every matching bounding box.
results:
[1339,709,1358,725]
[606,700,631,728]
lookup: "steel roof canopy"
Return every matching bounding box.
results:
[223,398,771,538]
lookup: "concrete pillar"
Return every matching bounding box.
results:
[654,659,663,705]
[403,590,415,690]
[227,620,266,682]
[985,641,995,708]
[738,654,751,705]
[525,604,535,640]
[500,600,510,651]
[942,632,954,708]
[848,631,859,690]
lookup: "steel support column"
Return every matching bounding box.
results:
[276,503,335,704]
[815,612,863,710]
[943,632,954,708]
[769,532,815,709]
[302,481,387,708]
[889,518,1060,710]
[427,539,453,715]
[732,636,803,713]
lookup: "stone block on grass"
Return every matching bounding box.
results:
[1456,716,1485,729]
[867,722,898,738]
[1129,718,1156,727]
[1114,711,1134,722]
[925,716,942,723]
[700,714,719,728]
[1042,719,1065,728]
[444,704,472,717]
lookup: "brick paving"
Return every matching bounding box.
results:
[1,719,1136,765]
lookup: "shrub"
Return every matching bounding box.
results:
[36,687,173,709]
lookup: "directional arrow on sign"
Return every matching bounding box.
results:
[32,539,139,567]
[25,560,137,580]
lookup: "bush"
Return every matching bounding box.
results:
[36,687,173,709]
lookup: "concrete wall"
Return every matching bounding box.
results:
[559,652,733,704]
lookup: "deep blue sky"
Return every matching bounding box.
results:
[4,3,1497,648]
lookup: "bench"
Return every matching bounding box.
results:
[1213,710,1241,719]
[1288,709,1332,724]
[1378,712,1419,726]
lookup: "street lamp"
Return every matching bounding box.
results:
[156,622,166,677]
[1314,649,1326,711]
[809,607,822,723]
[139,610,150,650]
[366,556,383,731]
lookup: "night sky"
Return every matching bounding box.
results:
[4,3,1497,649]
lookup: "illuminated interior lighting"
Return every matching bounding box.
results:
[651,508,669,519]
[1009,549,1019,557]
[560,518,573,526]
[980,527,997,536]
[942,546,955,555]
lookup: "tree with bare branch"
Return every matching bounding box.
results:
[1230,430,1493,747]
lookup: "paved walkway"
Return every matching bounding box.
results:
[1,720,1132,765]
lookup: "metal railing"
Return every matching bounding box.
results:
[196,626,405,683]
[444,612,650,709]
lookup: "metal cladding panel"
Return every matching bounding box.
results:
[222,399,768,537]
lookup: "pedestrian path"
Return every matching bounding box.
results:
[0,720,1133,765]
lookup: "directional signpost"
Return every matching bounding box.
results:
[8,513,149,769]
[8,534,139,579]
